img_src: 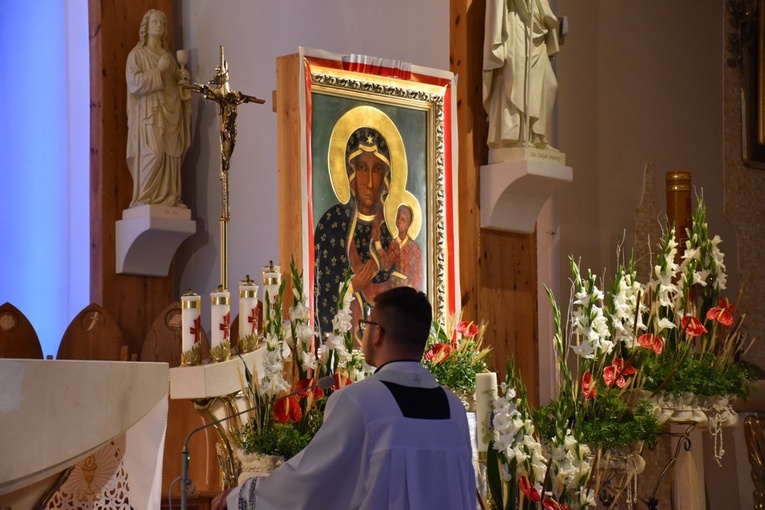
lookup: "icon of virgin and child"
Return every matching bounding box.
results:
[313,105,424,336]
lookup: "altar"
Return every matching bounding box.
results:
[0,359,168,509]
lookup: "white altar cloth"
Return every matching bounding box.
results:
[0,359,168,508]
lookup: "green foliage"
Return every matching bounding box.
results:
[534,388,660,452]
[424,343,487,395]
[237,418,321,459]
[634,343,754,399]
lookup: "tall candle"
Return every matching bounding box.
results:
[262,261,281,308]
[181,290,201,365]
[239,275,259,338]
[211,288,231,354]
[475,372,498,452]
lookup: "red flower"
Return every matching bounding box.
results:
[581,371,596,399]
[456,321,479,338]
[717,297,737,313]
[542,499,570,510]
[602,358,636,388]
[681,315,708,336]
[706,307,734,327]
[332,373,352,390]
[273,395,302,423]
[425,343,452,364]
[295,378,325,401]
[637,333,664,354]
[519,476,541,503]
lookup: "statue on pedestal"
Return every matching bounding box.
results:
[126,9,192,208]
[483,0,560,150]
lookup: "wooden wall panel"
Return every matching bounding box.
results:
[450,0,539,402]
[276,53,303,307]
[89,0,174,358]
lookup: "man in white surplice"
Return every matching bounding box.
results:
[213,287,475,509]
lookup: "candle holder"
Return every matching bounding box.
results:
[210,285,231,362]
[262,261,281,310]
[238,275,260,353]
[181,290,202,366]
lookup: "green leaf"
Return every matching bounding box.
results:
[486,441,504,509]
[239,354,253,389]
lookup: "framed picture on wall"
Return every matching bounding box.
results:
[740,0,765,167]
[277,48,459,337]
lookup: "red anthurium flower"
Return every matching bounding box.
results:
[295,378,325,401]
[603,358,635,388]
[637,333,664,354]
[612,358,636,376]
[681,315,708,336]
[542,499,570,510]
[718,297,737,313]
[602,366,617,388]
[273,395,302,423]
[456,321,479,338]
[519,476,541,503]
[332,373,352,390]
[581,371,596,399]
[425,343,452,364]
[706,307,734,327]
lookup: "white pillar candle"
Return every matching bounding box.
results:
[475,372,498,452]
[210,288,231,353]
[181,290,201,359]
[239,275,259,338]
[262,262,281,308]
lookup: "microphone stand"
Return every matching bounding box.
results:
[180,375,334,509]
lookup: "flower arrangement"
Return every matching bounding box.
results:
[626,196,755,463]
[486,256,660,510]
[421,316,491,401]
[485,195,755,508]
[234,259,371,461]
[632,198,754,403]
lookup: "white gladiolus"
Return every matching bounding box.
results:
[296,324,314,344]
[300,350,316,371]
[326,333,345,351]
[332,309,353,333]
[289,301,310,322]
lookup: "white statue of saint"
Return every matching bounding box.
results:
[483,0,559,150]
[126,9,191,208]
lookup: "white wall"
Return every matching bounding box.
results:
[174,0,449,335]
[0,0,89,357]
[555,1,735,294]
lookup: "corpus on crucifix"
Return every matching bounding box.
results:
[186,46,265,290]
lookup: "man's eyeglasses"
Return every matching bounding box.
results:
[358,319,379,333]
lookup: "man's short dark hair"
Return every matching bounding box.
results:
[374,287,432,350]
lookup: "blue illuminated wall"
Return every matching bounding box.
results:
[0,1,89,357]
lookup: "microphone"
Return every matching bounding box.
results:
[180,375,335,509]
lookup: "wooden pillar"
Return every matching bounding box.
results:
[89,0,175,358]
[450,0,539,402]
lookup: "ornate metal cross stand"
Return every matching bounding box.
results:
[187,46,264,290]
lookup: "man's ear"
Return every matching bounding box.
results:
[372,325,385,348]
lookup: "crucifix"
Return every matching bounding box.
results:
[187,46,264,290]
